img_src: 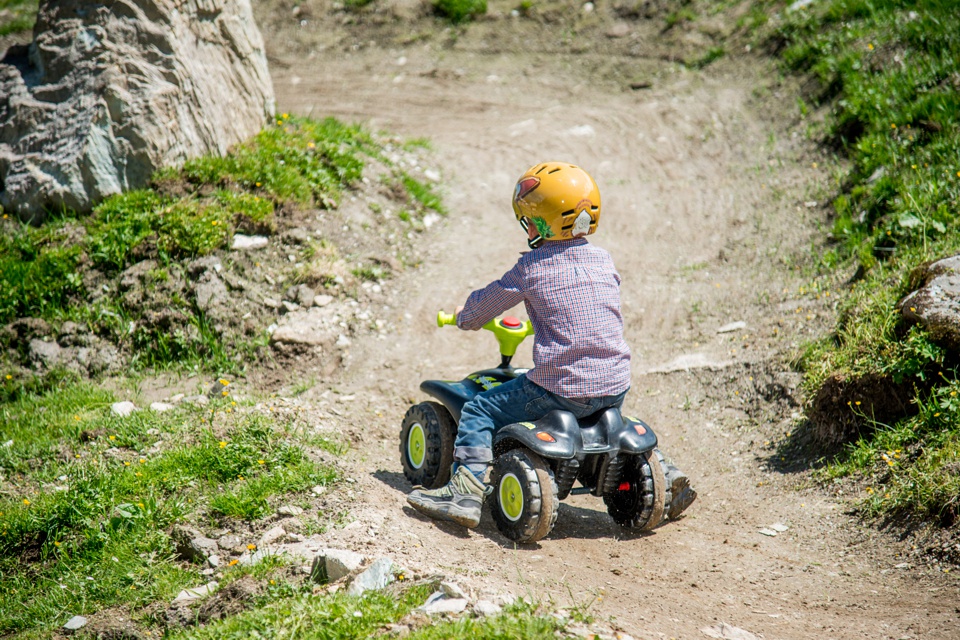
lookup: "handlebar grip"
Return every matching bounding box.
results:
[437,311,456,327]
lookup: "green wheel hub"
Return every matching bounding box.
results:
[407,423,426,469]
[499,472,524,522]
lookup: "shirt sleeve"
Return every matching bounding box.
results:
[456,260,526,330]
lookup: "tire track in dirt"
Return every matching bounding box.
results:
[267,42,959,640]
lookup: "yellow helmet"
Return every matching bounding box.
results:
[512,162,601,248]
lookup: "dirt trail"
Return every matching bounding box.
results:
[260,15,959,639]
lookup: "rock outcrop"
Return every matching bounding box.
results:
[899,254,960,350]
[0,0,275,219]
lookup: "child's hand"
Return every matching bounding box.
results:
[455,305,464,318]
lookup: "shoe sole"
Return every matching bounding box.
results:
[668,476,697,519]
[407,494,481,528]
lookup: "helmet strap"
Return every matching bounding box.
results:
[519,216,543,249]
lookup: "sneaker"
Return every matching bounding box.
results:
[407,466,488,528]
[664,464,697,519]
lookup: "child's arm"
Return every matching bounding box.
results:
[456,264,525,331]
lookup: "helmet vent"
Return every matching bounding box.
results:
[548,167,561,174]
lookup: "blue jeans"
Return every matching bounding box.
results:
[453,374,628,465]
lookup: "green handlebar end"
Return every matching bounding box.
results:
[437,311,456,327]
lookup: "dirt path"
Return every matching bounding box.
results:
[258,13,959,639]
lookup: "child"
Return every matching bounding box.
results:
[407,161,695,528]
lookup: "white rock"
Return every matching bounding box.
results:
[278,505,304,517]
[771,523,789,532]
[63,615,88,631]
[758,528,778,537]
[314,294,334,307]
[440,581,468,599]
[173,581,218,605]
[336,334,352,348]
[346,557,394,595]
[424,168,441,182]
[419,591,468,615]
[473,600,502,616]
[111,401,137,417]
[701,622,762,640]
[716,321,747,334]
[149,402,175,412]
[567,124,596,137]
[232,234,269,250]
[259,526,287,546]
[312,548,365,583]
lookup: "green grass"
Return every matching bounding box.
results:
[170,586,564,640]
[0,115,403,374]
[0,0,36,36]
[762,0,960,525]
[0,378,337,636]
[432,0,487,24]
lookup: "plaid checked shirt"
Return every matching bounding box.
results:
[457,238,631,398]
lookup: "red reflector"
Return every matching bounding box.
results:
[618,482,631,491]
[535,432,556,442]
[633,424,647,436]
[501,316,522,329]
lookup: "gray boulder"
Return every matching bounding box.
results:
[0,0,275,219]
[899,254,960,349]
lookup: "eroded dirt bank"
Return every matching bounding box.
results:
[251,6,959,638]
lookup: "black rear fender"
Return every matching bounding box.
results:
[619,415,658,453]
[493,410,582,460]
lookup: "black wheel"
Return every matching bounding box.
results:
[490,449,559,543]
[603,448,667,531]
[399,401,456,489]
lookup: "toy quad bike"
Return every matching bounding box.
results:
[399,311,671,543]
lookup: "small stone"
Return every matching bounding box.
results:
[770,523,789,532]
[440,581,468,599]
[312,548,365,583]
[171,525,219,562]
[716,321,747,334]
[173,581,218,605]
[263,298,281,309]
[111,401,137,417]
[474,600,502,617]
[207,554,220,568]
[424,168,440,182]
[278,505,304,517]
[313,294,334,307]
[759,528,778,537]
[311,485,326,495]
[218,534,241,551]
[63,615,88,631]
[232,234,269,250]
[336,334,351,348]
[346,557,394,595]
[282,301,300,313]
[150,402,175,412]
[183,394,209,406]
[419,591,468,615]
[606,22,631,38]
[259,525,286,546]
[701,622,762,640]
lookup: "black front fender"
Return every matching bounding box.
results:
[493,410,582,459]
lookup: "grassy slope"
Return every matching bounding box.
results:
[761,0,960,528]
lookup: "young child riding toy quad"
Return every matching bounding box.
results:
[407,161,696,529]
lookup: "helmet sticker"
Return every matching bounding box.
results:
[572,209,592,237]
[514,176,540,203]
[532,216,554,239]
